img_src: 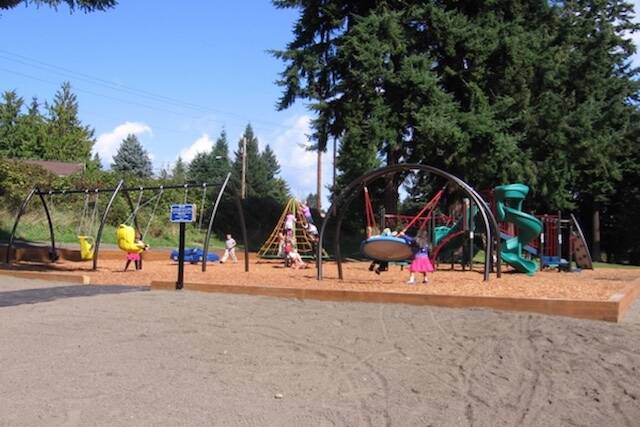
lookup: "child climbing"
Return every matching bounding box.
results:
[220,234,238,263]
[404,227,434,284]
[298,201,314,224]
[284,211,296,237]
[276,231,285,257]
[287,248,308,269]
[303,222,319,258]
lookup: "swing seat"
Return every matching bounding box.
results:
[361,235,413,262]
[77,235,95,260]
[116,224,146,254]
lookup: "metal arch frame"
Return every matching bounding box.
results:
[201,172,250,273]
[316,163,501,281]
[5,187,57,264]
[92,180,124,270]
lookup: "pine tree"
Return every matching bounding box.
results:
[0,90,24,158]
[260,144,289,202]
[44,82,95,162]
[111,133,153,177]
[172,156,187,182]
[18,97,47,159]
[87,152,102,172]
[274,0,639,215]
[232,124,264,197]
[232,124,289,202]
[188,130,231,184]
[0,0,117,12]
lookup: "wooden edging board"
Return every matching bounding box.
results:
[151,280,640,323]
[0,269,90,284]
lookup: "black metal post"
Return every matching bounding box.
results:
[124,191,141,236]
[568,220,574,272]
[236,195,250,273]
[37,190,58,261]
[176,222,186,290]
[5,188,37,263]
[557,211,563,272]
[202,173,231,272]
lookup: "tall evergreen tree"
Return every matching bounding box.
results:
[44,82,95,162]
[274,0,639,216]
[188,130,232,184]
[0,0,116,12]
[172,156,187,182]
[111,133,153,177]
[232,124,264,197]
[260,144,289,201]
[232,124,288,202]
[18,97,47,159]
[0,90,24,158]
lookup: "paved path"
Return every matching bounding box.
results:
[1,277,639,426]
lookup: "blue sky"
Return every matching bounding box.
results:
[0,1,639,206]
[0,1,328,202]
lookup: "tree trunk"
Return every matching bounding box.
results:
[317,149,322,211]
[592,207,601,262]
[384,146,400,214]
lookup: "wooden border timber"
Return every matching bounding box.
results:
[150,280,640,323]
[0,269,90,284]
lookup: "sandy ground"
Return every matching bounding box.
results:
[6,257,640,301]
[1,276,639,426]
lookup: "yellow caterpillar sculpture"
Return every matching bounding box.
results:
[116,224,146,254]
[77,235,94,260]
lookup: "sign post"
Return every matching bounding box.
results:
[170,204,196,290]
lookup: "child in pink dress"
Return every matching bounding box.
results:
[405,228,434,284]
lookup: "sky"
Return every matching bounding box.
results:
[0,1,639,206]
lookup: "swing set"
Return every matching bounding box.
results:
[5,172,249,272]
[360,184,446,262]
[316,164,501,282]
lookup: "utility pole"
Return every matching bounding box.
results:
[316,149,322,211]
[241,136,247,199]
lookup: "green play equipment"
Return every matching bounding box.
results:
[494,184,543,275]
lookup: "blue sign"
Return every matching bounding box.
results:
[170,204,196,223]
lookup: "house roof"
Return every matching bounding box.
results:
[20,159,85,177]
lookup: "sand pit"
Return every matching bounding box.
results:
[1,276,639,425]
[3,254,639,302]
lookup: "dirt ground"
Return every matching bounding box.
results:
[1,276,639,426]
[7,255,640,301]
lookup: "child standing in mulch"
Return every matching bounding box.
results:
[220,234,238,264]
[404,228,434,284]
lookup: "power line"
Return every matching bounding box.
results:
[0,48,292,131]
[0,66,288,139]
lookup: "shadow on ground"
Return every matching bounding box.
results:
[0,285,148,308]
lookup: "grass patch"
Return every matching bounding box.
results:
[0,209,226,250]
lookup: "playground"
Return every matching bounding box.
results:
[1,251,639,322]
[2,163,639,322]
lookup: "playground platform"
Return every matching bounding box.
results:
[1,247,639,323]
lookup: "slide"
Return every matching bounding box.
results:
[495,184,543,275]
[432,205,479,262]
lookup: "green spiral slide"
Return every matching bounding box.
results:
[495,184,543,275]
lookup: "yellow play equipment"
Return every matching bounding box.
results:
[116,224,146,254]
[76,190,100,261]
[77,235,95,261]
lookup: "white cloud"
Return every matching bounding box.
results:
[265,115,334,208]
[94,122,152,167]
[179,133,214,163]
